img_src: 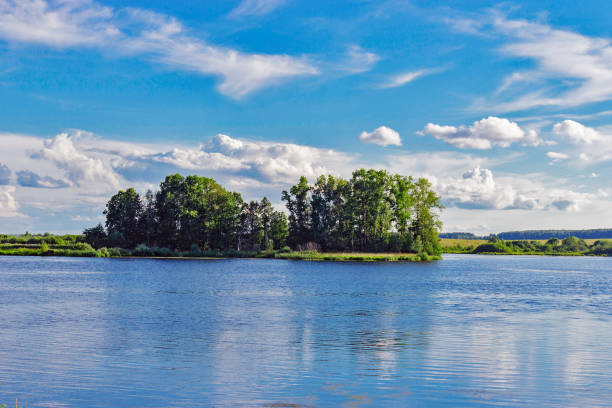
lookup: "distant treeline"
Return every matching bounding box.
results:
[441,229,612,241]
[83,169,444,256]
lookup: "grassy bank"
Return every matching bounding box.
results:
[0,235,437,261]
[2,234,609,260]
[440,237,611,256]
[273,251,438,262]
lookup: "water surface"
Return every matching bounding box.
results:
[0,255,611,407]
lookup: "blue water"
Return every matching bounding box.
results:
[0,255,611,407]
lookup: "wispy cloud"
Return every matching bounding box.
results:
[379,67,441,89]
[0,0,317,98]
[228,0,287,18]
[337,45,381,74]
[447,11,612,111]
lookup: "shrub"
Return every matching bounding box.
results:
[473,241,512,254]
[74,242,95,251]
[132,244,153,257]
[189,243,203,257]
[296,242,321,252]
[108,247,122,257]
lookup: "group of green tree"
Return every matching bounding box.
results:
[84,169,444,256]
[282,169,443,254]
[84,174,289,253]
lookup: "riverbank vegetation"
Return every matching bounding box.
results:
[0,233,101,257]
[1,234,608,259]
[442,236,612,256]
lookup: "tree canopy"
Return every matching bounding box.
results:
[281,169,443,255]
[86,169,443,256]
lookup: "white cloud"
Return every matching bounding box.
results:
[438,166,602,212]
[380,68,440,89]
[450,12,612,111]
[386,151,492,179]
[0,163,11,184]
[337,45,380,74]
[0,130,609,233]
[359,126,401,147]
[553,120,604,144]
[32,132,121,189]
[201,133,357,182]
[0,186,23,218]
[228,0,287,18]
[423,116,546,149]
[0,0,117,48]
[0,0,317,98]
[551,120,612,163]
[546,151,569,164]
[16,170,70,188]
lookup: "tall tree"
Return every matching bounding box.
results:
[155,174,186,249]
[139,189,158,247]
[104,187,142,248]
[259,197,274,249]
[410,178,443,255]
[269,211,289,249]
[282,176,312,248]
[348,169,393,251]
[310,175,347,250]
[83,223,107,249]
[238,200,263,250]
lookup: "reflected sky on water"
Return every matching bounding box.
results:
[0,255,611,407]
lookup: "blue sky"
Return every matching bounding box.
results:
[0,0,611,234]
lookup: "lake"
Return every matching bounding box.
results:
[0,255,611,407]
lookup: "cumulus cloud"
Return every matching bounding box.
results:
[32,133,121,189]
[0,163,11,185]
[16,170,70,188]
[0,186,23,217]
[63,132,358,185]
[448,12,612,111]
[0,129,609,232]
[553,120,604,144]
[359,126,401,146]
[198,133,356,182]
[422,116,546,149]
[438,166,601,212]
[551,120,612,163]
[0,0,317,98]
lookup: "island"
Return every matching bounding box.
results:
[1,169,609,260]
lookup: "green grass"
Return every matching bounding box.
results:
[273,251,440,262]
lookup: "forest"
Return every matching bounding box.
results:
[82,169,444,258]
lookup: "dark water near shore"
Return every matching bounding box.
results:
[0,255,611,407]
